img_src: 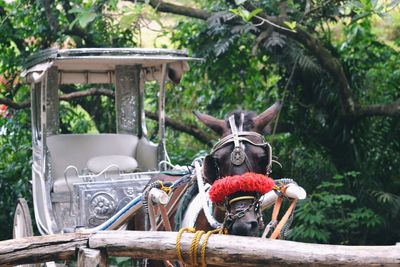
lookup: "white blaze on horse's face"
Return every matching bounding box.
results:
[194,102,281,236]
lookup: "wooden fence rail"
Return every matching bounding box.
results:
[0,231,399,266]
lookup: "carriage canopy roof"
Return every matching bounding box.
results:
[22,48,199,84]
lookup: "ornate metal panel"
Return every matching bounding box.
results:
[115,65,142,136]
[72,175,151,228]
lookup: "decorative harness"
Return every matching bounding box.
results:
[209,114,274,231]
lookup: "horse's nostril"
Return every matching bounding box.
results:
[249,220,258,230]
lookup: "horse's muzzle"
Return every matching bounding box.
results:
[230,219,259,236]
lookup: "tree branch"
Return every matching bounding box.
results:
[41,0,59,34]
[133,0,211,20]
[243,2,357,115]
[145,111,214,146]
[107,0,400,118]
[0,98,30,109]
[303,0,341,18]
[356,99,400,117]
[60,0,75,23]
[279,0,288,20]
[0,88,214,145]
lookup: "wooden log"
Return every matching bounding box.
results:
[0,233,89,266]
[89,231,400,266]
[77,247,107,267]
[1,231,399,266]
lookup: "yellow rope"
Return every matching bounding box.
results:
[190,230,205,266]
[200,228,221,267]
[176,227,225,267]
[176,227,196,264]
[273,184,281,191]
[159,180,171,194]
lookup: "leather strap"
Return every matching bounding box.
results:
[270,198,298,239]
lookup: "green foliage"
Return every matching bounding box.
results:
[60,101,98,134]
[0,111,32,240]
[0,0,399,247]
[230,7,262,22]
[169,0,400,245]
[290,172,383,244]
[69,4,99,29]
[0,0,138,240]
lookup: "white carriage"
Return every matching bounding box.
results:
[13,48,197,237]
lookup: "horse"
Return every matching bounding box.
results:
[190,102,281,236]
[131,102,281,266]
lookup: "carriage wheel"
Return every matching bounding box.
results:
[13,198,34,239]
[13,198,39,267]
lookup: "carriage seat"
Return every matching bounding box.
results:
[87,155,138,173]
[47,134,157,193]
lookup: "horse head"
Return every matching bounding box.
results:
[194,102,281,236]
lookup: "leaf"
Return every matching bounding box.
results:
[339,6,352,16]
[230,7,260,22]
[69,17,80,30]
[214,36,238,56]
[120,13,138,30]
[231,24,258,34]
[78,12,97,28]
[68,7,83,14]
[235,0,248,5]
[284,20,297,30]
[351,12,371,23]
[239,8,251,21]
[297,53,322,74]
[263,31,286,48]
[249,8,262,18]
[387,0,400,9]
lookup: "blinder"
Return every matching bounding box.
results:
[202,155,219,183]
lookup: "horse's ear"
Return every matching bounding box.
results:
[253,102,281,134]
[193,111,227,135]
[203,155,218,184]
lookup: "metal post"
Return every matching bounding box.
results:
[44,66,59,136]
[158,64,168,170]
[115,65,142,136]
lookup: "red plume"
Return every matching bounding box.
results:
[209,172,275,203]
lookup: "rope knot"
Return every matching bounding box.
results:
[176,227,224,267]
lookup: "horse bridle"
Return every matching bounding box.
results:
[210,114,272,231]
[211,114,273,176]
[222,195,264,231]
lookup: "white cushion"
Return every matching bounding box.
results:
[87,155,138,173]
